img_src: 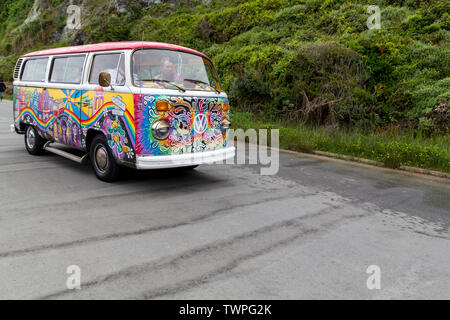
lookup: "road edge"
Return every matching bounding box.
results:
[266,145,450,182]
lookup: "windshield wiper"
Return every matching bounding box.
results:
[140,79,186,92]
[183,79,221,94]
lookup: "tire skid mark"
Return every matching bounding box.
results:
[0,178,225,214]
[40,207,367,300]
[0,191,312,259]
[140,213,370,300]
[414,230,450,240]
[1,179,289,220]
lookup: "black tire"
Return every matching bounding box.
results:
[25,125,46,155]
[89,134,120,182]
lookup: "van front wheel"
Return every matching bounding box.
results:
[90,135,120,182]
[25,125,46,155]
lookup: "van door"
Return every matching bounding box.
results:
[81,52,136,164]
[47,54,86,149]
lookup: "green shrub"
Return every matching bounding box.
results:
[0,0,448,137]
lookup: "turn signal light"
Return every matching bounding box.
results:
[223,103,230,111]
[156,101,170,112]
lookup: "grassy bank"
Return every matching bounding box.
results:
[0,1,447,172]
[0,0,448,135]
[232,112,450,173]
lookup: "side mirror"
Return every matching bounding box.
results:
[99,72,111,87]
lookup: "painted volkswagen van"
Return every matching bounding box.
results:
[12,42,234,181]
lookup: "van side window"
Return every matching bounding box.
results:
[21,58,48,82]
[50,55,85,84]
[89,53,125,86]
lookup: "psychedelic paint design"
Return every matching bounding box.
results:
[14,86,230,165]
[14,86,136,163]
[134,94,230,156]
[80,88,136,162]
[14,87,85,148]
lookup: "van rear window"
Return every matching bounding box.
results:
[50,55,85,84]
[21,58,48,82]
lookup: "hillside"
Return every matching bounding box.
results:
[0,0,448,172]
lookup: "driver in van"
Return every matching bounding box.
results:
[154,56,182,83]
[132,55,182,85]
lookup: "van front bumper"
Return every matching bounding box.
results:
[135,147,235,169]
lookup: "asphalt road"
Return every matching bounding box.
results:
[1,99,449,299]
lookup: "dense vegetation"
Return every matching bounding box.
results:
[233,111,449,172]
[0,0,448,171]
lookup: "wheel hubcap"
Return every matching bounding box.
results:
[27,127,36,149]
[95,145,108,173]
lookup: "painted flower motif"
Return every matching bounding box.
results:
[107,120,133,158]
[107,121,125,153]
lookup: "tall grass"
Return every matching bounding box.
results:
[232,112,450,172]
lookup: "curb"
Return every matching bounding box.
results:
[312,149,449,179]
[312,150,384,166]
[398,165,450,179]
[266,145,449,180]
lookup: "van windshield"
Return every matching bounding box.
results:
[132,49,222,92]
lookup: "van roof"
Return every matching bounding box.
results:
[21,41,210,59]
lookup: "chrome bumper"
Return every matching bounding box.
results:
[136,147,235,169]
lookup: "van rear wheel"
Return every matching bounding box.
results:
[25,125,46,155]
[90,135,120,182]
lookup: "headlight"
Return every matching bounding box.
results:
[151,120,170,140]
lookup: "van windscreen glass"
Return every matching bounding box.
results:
[132,49,222,92]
